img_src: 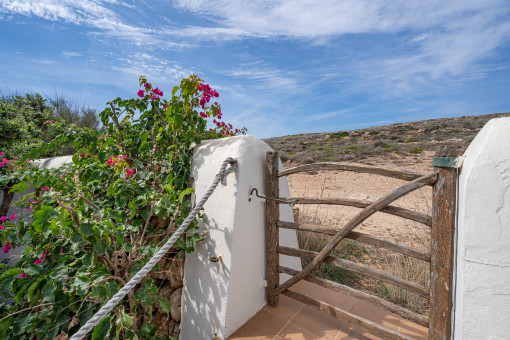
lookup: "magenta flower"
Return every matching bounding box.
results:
[144,83,151,89]
[0,216,6,222]
[80,153,86,157]
[137,90,145,98]
[25,207,32,211]
[154,146,158,152]
[2,243,11,254]
[9,213,17,219]
[43,187,49,191]
[21,273,26,278]
[0,225,4,230]
[200,112,207,118]
[29,200,37,203]
[125,168,135,179]
[0,152,3,156]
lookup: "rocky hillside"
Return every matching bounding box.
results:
[264,112,510,164]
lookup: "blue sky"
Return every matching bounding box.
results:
[1,0,510,138]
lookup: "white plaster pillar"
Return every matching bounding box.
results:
[180,135,301,340]
[455,117,510,339]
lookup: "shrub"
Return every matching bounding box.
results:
[0,75,245,339]
[404,138,418,143]
[328,131,349,139]
[410,148,423,154]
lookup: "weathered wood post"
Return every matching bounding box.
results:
[430,146,458,340]
[266,151,280,306]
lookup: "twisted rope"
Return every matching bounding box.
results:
[70,157,237,340]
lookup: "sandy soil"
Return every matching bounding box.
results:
[285,151,436,251]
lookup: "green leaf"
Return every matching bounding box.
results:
[171,85,180,97]
[79,223,94,236]
[0,268,23,280]
[41,283,56,302]
[163,184,172,194]
[120,309,134,328]
[26,279,43,305]
[23,263,43,276]
[178,187,193,203]
[157,298,171,319]
[32,205,58,232]
[91,315,112,340]
[0,317,14,338]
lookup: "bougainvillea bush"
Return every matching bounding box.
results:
[0,75,246,339]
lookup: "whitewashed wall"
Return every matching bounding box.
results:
[454,117,510,339]
[180,135,301,340]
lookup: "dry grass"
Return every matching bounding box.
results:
[292,176,431,315]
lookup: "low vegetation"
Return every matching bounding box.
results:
[265,112,510,164]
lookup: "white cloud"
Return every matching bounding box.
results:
[61,51,82,57]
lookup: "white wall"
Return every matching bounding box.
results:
[180,135,301,340]
[455,117,510,339]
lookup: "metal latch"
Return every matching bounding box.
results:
[248,188,298,206]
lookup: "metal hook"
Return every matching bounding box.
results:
[249,188,298,207]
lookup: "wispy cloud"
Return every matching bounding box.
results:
[61,51,82,57]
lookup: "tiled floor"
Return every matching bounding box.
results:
[228,281,428,340]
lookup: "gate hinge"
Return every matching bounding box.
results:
[433,156,465,168]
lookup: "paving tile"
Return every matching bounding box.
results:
[313,287,357,313]
[228,309,287,340]
[349,300,400,331]
[289,280,321,297]
[398,318,428,340]
[292,305,342,340]
[276,322,324,340]
[264,294,304,321]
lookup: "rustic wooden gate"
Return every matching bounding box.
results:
[264,147,458,340]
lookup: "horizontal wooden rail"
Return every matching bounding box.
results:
[278,221,430,262]
[274,172,437,296]
[278,162,428,182]
[278,266,429,327]
[282,290,414,340]
[282,197,432,226]
[278,246,429,298]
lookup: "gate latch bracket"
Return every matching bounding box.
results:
[433,156,465,168]
[248,188,298,207]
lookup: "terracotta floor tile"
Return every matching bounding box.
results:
[289,281,321,297]
[349,300,400,331]
[313,288,357,313]
[264,294,304,321]
[228,309,287,340]
[292,305,342,340]
[398,318,428,340]
[276,322,324,340]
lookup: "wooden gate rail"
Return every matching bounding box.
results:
[277,246,429,298]
[278,162,430,182]
[273,172,437,297]
[278,266,428,327]
[278,221,430,261]
[276,197,432,226]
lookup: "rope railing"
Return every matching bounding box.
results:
[70,157,237,340]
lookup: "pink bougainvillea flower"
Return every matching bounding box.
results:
[0,152,3,156]
[200,112,207,118]
[80,153,86,157]
[154,146,158,152]
[61,249,64,254]
[137,90,145,98]
[25,207,32,211]
[0,225,4,230]
[21,273,26,278]
[34,259,42,264]
[2,243,11,254]
[9,213,17,219]
[29,200,37,203]
[0,216,6,222]
[122,155,127,160]
[125,168,135,179]
[144,83,151,89]
[43,187,49,191]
